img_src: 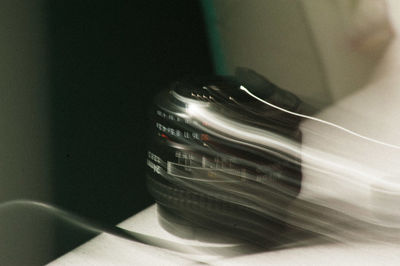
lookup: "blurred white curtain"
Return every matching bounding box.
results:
[208,0,393,107]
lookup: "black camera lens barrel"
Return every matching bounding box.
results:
[146,71,305,245]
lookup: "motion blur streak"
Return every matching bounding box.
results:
[146,71,400,248]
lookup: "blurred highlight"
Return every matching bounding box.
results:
[146,68,400,249]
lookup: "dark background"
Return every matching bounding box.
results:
[46,0,214,256]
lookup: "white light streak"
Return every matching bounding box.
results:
[240,86,400,150]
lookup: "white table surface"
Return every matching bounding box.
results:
[49,204,400,266]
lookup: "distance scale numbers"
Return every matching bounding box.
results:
[148,147,257,183]
[154,108,205,141]
[156,109,189,124]
[155,121,203,142]
[150,109,282,184]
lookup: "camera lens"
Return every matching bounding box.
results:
[146,71,304,245]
